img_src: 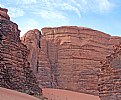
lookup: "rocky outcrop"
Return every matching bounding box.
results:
[21,30,53,88]
[99,44,121,100]
[22,26,121,95]
[0,7,10,20]
[3,7,121,98]
[0,8,41,96]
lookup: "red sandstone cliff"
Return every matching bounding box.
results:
[1,6,121,100]
[99,44,121,100]
[0,7,41,96]
[21,29,53,88]
[22,26,121,96]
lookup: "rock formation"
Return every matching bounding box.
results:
[0,7,10,20]
[21,30,53,88]
[1,6,121,99]
[0,7,41,96]
[99,44,121,100]
[22,26,121,95]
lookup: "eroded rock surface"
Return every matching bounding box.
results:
[0,7,10,20]
[99,44,121,100]
[22,26,121,95]
[0,8,41,96]
[21,29,53,88]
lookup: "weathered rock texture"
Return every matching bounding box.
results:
[21,30,53,88]
[0,7,41,96]
[41,27,121,95]
[99,44,121,100]
[0,7,10,20]
[22,26,121,95]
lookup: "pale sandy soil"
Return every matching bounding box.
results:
[0,87,40,100]
[42,88,100,100]
[0,87,100,100]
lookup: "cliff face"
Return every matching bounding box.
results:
[3,7,121,98]
[21,30,53,88]
[41,26,121,95]
[22,26,121,95]
[0,8,41,96]
[99,44,121,100]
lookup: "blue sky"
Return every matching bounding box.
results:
[0,0,121,37]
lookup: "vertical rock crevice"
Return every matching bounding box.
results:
[21,29,53,88]
[40,26,121,95]
[21,23,121,96]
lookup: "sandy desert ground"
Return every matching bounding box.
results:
[43,88,100,100]
[0,87,100,100]
[0,87,40,100]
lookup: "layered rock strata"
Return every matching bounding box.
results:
[21,30,52,88]
[0,8,41,96]
[41,27,121,95]
[22,26,121,95]
[99,44,121,100]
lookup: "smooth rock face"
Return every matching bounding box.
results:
[22,26,121,95]
[0,8,41,96]
[99,44,121,100]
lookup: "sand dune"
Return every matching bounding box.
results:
[43,88,100,100]
[0,87,39,100]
